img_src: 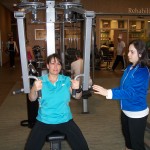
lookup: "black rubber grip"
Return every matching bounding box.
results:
[72,89,76,98]
[38,90,42,99]
[12,88,24,95]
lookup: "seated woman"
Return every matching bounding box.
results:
[25,53,89,150]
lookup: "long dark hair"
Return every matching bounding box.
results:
[129,39,148,67]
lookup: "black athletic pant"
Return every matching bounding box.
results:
[112,55,124,71]
[25,119,89,150]
[121,111,148,150]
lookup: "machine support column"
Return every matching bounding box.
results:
[82,16,93,113]
[14,11,30,93]
[60,22,65,70]
[46,0,56,55]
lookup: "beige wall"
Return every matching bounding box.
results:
[0,4,11,64]
[81,0,150,13]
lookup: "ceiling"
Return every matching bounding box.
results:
[0,0,20,11]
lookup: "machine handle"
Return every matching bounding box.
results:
[72,74,84,98]
[12,88,24,95]
[72,89,76,98]
[37,89,42,99]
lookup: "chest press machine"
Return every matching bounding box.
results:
[14,0,95,149]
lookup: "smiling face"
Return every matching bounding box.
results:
[47,57,62,75]
[128,44,140,66]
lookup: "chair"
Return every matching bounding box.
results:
[100,47,113,70]
[46,132,66,150]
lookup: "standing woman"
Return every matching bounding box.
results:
[7,36,19,68]
[93,39,149,150]
[26,40,35,62]
[25,53,89,150]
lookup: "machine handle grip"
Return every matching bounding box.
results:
[12,88,24,95]
[72,89,76,98]
[72,74,84,98]
[38,90,42,99]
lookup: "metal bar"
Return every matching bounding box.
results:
[91,22,95,81]
[60,22,65,70]
[67,6,95,113]
[14,11,30,93]
[46,0,55,56]
[82,16,93,113]
[69,7,86,16]
[70,7,95,18]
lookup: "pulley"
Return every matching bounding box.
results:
[17,1,45,23]
[17,1,44,8]
[56,1,83,22]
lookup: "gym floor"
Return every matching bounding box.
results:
[0,56,150,150]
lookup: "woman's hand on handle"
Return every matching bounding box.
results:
[28,80,42,101]
[70,80,80,98]
[33,80,42,91]
[71,80,79,90]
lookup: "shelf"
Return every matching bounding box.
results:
[129,30,144,39]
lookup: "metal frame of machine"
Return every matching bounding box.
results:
[14,0,95,113]
[13,1,150,148]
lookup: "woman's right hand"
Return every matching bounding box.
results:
[28,80,42,101]
[33,80,42,92]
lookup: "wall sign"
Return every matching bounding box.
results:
[128,8,150,14]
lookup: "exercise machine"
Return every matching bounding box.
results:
[13,1,95,149]
[14,0,95,113]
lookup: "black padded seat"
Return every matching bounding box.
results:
[46,132,66,150]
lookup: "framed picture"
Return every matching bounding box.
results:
[35,29,46,40]
[118,20,124,28]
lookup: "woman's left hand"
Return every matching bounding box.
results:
[71,80,79,89]
[92,84,108,97]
